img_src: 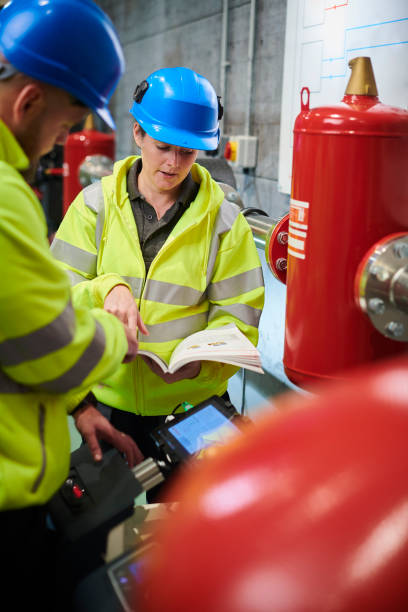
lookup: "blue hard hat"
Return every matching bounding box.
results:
[129,67,222,151]
[0,0,125,129]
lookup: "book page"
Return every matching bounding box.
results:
[138,349,170,373]
[168,324,263,374]
[169,355,263,374]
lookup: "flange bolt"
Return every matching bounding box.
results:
[368,298,386,315]
[385,321,405,338]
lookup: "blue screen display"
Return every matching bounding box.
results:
[168,405,239,454]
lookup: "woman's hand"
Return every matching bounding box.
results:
[141,355,201,384]
[104,284,148,332]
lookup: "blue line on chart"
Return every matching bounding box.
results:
[348,39,408,52]
[321,16,408,78]
[322,39,408,78]
[346,16,408,32]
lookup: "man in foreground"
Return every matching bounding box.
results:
[0,1,145,608]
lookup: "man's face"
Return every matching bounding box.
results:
[19,85,89,163]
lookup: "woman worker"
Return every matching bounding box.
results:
[51,67,265,492]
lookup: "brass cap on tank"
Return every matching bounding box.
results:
[83,114,95,130]
[345,57,378,96]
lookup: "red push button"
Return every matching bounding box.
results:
[72,484,84,499]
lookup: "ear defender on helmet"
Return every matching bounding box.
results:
[217,96,224,121]
[133,80,149,104]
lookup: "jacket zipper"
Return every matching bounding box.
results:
[146,218,201,281]
[31,403,46,493]
[134,222,202,415]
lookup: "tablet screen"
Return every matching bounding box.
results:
[108,548,149,612]
[167,404,240,454]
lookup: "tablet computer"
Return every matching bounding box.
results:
[150,395,243,464]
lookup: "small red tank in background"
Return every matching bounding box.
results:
[62,114,115,215]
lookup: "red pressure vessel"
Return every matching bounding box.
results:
[136,354,408,612]
[283,57,408,388]
[62,115,115,215]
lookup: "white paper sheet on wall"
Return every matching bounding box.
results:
[278,0,408,195]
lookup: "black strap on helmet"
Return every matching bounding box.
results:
[217,96,224,120]
[133,79,149,103]
[0,62,19,81]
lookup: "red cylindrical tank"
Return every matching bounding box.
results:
[283,57,408,388]
[135,354,408,612]
[62,115,115,215]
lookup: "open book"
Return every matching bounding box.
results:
[138,324,264,374]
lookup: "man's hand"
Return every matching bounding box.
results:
[73,404,144,467]
[141,355,201,383]
[104,284,149,363]
[122,323,140,363]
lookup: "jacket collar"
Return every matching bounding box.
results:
[109,155,224,219]
[126,157,198,210]
[0,119,30,171]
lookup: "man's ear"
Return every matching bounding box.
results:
[13,82,45,125]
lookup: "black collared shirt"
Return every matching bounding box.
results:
[127,159,199,273]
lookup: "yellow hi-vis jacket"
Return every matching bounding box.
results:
[51,157,265,415]
[0,120,129,511]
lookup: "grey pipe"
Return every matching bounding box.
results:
[219,0,229,136]
[244,210,289,282]
[244,0,256,135]
[244,211,276,250]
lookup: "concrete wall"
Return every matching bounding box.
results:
[97,0,290,220]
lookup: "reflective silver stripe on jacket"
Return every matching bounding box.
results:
[32,321,106,393]
[122,276,143,299]
[83,181,106,249]
[209,303,262,328]
[51,239,97,276]
[141,269,263,308]
[50,180,105,273]
[0,301,76,367]
[0,370,30,394]
[143,279,203,306]
[66,269,87,286]
[142,312,208,343]
[206,199,241,285]
[208,268,264,301]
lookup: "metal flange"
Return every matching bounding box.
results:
[355,233,408,341]
[244,210,289,283]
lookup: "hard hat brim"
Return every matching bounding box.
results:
[96,106,116,130]
[131,111,219,151]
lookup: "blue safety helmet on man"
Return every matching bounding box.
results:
[129,67,223,151]
[0,0,125,129]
